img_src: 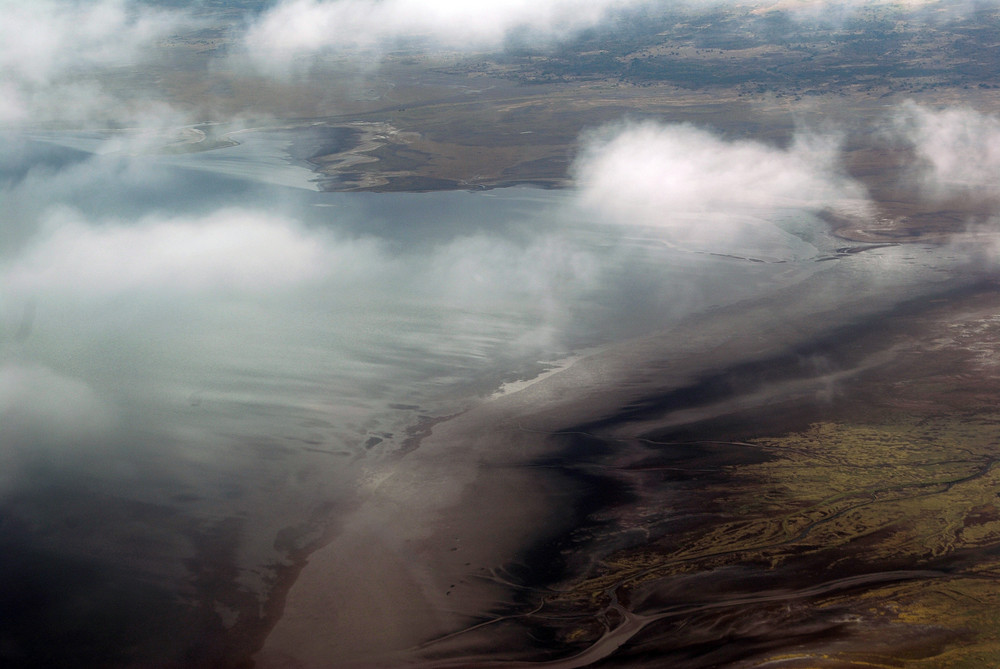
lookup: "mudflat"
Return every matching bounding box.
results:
[256,251,1000,667]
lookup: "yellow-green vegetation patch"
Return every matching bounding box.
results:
[751,417,1000,564]
[537,413,1000,664]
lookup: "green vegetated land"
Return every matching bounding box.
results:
[510,291,1000,667]
[508,420,1000,666]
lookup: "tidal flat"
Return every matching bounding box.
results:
[9,2,1000,666]
[412,282,1000,669]
[254,237,997,667]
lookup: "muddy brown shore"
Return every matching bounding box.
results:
[474,280,1000,668]
[243,239,1000,669]
[354,278,1000,669]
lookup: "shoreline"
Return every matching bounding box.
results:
[403,278,1000,667]
[250,250,989,666]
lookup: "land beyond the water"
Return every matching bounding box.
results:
[25,2,1000,667]
[251,261,1000,668]
[160,0,1000,243]
[243,5,1000,667]
[483,281,1000,668]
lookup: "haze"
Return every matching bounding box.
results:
[4,1,1000,667]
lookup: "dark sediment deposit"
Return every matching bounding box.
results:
[404,280,1000,668]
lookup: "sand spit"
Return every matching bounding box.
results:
[309,122,422,191]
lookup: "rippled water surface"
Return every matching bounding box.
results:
[0,132,972,667]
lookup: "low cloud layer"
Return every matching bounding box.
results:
[882,102,1000,265]
[4,0,993,124]
[889,101,1000,202]
[0,186,587,491]
[5,208,334,298]
[0,0,189,125]
[571,121,868,253]
[241,0,652,73]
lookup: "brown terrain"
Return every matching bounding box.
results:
[80,3,1000,666]
[243,5,1000,666]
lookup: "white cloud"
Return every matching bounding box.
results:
[0,197,605,380]
[240,0,970,74]
[889,101,1000,201]
[571,121,868,252]
[241,0,650,73]
[0,0,167,83]
[4,208,337,299]
[885,103,1000,265]
[0,0,188,125]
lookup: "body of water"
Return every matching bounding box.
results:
[0,131,972,667]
